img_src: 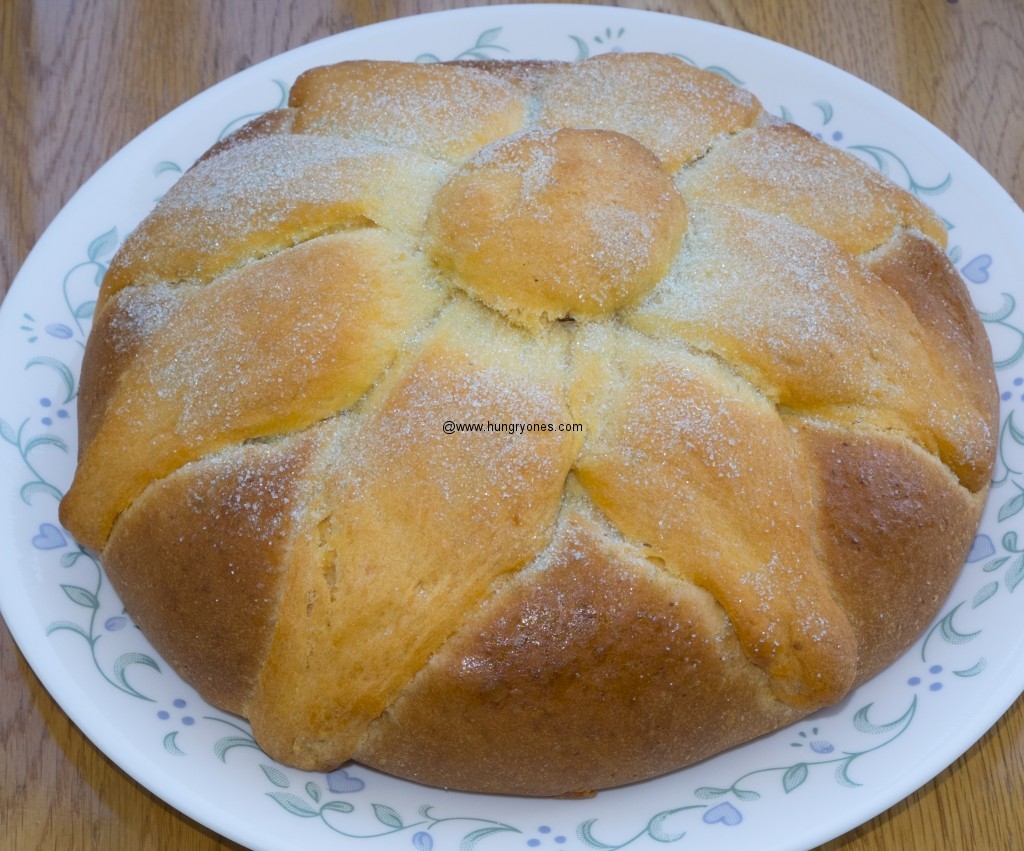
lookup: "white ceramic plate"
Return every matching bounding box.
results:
[3,5,1023,850]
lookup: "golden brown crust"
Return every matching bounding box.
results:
[679,122,948,252]
[96,134,449,309]
[287,59,528,160]
[248,302,581,769]
[75,282,182,453]
[627,201,995,492]
[59,53,998,796]
[536,52,762,170]
[865,230,1000,485]
[101,432,321,713]
[790,418,986,680]
[571,325,858,710]
[356,509,804,796]
[61,230,444,550]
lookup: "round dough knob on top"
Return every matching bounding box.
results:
[427,128,687,327]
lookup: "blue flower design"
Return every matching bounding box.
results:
[157,697,195,725]
[702,802,743,826]
[31,522,66,550]
[325,767,365,793]
[908,664,944,692]
[526,824,568,846]
[792,726,834,754]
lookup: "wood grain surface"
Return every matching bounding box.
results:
[3,1,1023,849]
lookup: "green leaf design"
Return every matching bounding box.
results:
[418,28,510,63]
[916,173,953,195]
[74,300,96,319]
[954,659,987,677]
[666,51,744,85]
[983,556,1010,572]
[305,781,321,803]
[26,356,76,403]
[113,651,160,699]
[782,763,809,793]
[61,584,99,609]
[46,620,89,639]
[214,734,261,762]
[972,581,999,608]
[577,819,616,850]
[1006,554,1024,592]
[373,803,404,829]
[694,786,729,799]
[979,294,1024,369]
[1007,414,1024,445]
[732,788,761,802]
[23,434,68,456]
[154,161,183,176]
[922,605,981,663]
[20,480,63,504]
[476,27,503,46]
[260,764,290,788]
[578,806,703,850]
[88,227,119,261]
[570,34,590,61]
[999,491,1024,522]
[163,731,186,756]
[461,826,519,851]
[938,606,981,644]
[705,66,744,86]
[852,700,915,735]
[216,82,290,141]
[813,100,834,125]
[0,418,16,445]
[60,551,82,567]
[849,144,886,173]
[267,792,319,818]
[979,292,1016,323]
[834,757,861,788]
[321,800,355,815]
[647,809,688,842]
[846,144,952,195]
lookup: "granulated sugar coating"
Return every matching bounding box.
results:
[98,134,451,308]
[60,54,999,797]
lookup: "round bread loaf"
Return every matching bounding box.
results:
[59,53,999,796]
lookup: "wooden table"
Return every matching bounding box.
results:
[3,1,1023,848]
